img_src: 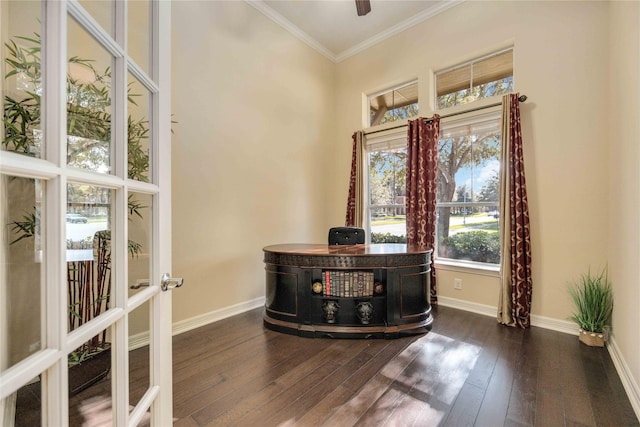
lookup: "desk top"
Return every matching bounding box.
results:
[264,243,430,256]
[264,244,430,268]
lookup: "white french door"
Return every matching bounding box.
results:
[0,1,174,425]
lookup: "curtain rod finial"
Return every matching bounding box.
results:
[518,94,528,102]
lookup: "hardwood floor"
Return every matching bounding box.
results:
[171,306,638,427]
[13,305,639,426]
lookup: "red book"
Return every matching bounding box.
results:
[325,271,330,296]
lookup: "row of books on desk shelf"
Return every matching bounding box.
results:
[321,270,374,297]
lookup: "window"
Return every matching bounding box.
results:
[435,48,513,110]
[367,143,407,244]
[368,80,418,127]
[366,110,502,266]
[436,111,501,265]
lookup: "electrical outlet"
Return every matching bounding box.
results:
[454,278,462,290]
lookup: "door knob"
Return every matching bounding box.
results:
[161,273,184,291]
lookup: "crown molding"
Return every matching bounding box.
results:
[335,0,464,62]
[246,0,464,64]
[245,0,338,62]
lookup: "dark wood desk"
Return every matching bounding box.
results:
[263,243,433,338]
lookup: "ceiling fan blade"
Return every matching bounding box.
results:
[355,0,371,16]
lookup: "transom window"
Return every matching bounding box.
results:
[368,80,418,127]
[435,48,513,110]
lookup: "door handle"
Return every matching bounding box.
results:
[161,273,184,291]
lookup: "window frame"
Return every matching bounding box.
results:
[366,79,419,128]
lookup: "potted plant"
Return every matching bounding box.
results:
[568,267,614,347]
[4,30,148,394]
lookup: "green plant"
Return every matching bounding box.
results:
[68,344,108,367]
[440,230,500,264]
[568,267,613,333]
[371,232,407,244]
[9,208,38,244]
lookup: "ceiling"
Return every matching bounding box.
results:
[248,0,463,63]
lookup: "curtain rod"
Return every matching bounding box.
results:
[363,94,528,136]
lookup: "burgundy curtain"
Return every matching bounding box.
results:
[406,116,439,305]
[345,131,364,227]
[497,93,532,328]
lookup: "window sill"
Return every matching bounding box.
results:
[434,259,500,278]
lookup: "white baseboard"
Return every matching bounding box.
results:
[171,296,265,336]
[530,313,579,335]
[437,296,578,334]
[437,296,498,318]
[437,295,639,421]
[607,337,640,421]
[129,331,150,351]
[127,296,265,350]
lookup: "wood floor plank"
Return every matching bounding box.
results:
[321,335,428,426]
[194,339,353,425]
[229,360,344,426]
[340,337,416,394]
[173,331,290,407]
[442,382,485,427]
[248,340,377,423]
[505,328,540,425]
[535,388,567,427]
[260,340,379,426]
[557,333,598,426]
[581,346,636,427]
[394,334,482,426]
[294,384,357,427]
[357,336,444,427]
[176,334,324,420]
[473,331,521,426]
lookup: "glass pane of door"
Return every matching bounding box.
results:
[128,191,152,291]
[67,17,113,175]
[68,326,113,426]
[67,183,113,331]
[128,0,151,75]
[129,300,150,422]
[2,2,43,158]
[1,175,44,371]
[9,378,42,425]
[78,0,114,38]
[127,73,152,182]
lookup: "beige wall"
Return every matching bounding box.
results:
[171,1,335,322]
[332,1,610,321]
[608,0,640,401]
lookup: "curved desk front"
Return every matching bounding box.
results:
[263,243,433,339]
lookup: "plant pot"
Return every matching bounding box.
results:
[69,345,111,396]
[578,329,605,347]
